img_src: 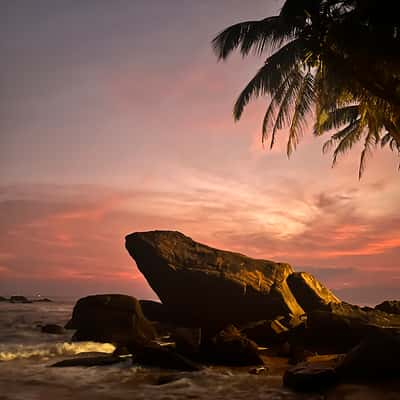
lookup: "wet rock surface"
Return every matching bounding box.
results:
[200,325,263,366]
[287,272,340,313]
[65,294,156,346]
[51,355,124,368]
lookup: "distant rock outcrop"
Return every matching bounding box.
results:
[125,231,305,327]
[10,296,31,303]
[65,294,156,346]
[287,272,341,313]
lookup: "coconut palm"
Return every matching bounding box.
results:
[212,0,400,177]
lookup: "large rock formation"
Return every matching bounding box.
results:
[65,294,156,346]
[287,272,340,313]
[125,231,304,327]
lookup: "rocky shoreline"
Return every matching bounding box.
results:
[4,230,399,395]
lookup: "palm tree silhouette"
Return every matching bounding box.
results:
[212,0,400,177]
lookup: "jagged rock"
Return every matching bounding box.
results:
[41,324,65,334]
[125,231,304,327]
[200,325,263,366]
[336,329,400,380]
[287,272,340,313]
[65,294,156,346]
[283,363,338,392]
[375,300,400,315]
[305,302,400,353]
[10,296,31,303]
[51,355,123,367]
[130,343,202,371]
[240,319,289,346]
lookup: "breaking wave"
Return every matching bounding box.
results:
[0,341,115,361]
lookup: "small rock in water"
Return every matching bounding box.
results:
[41,324,65,334]
[283,363,337,392]
[0,296,8,302]
[51,355,124,368]
[131,343,202,371]
[248,366,268,375]
[10,296,31,303]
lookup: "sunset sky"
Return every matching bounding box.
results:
[1,0,399,305]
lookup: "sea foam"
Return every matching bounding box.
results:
[0,341,115,361]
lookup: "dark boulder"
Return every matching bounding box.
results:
[51,355,123,367]
[240,319,288,346]
[283,363,338,392]
[65,294,156,346]
[170,327,202,356]
[10,296,31,303]
[304,302,400,353]
[287,272,341,313]
[375,300,400,315]
[130,343,202,371]
[35,298,52,303]
[41,324,65,334]
[0,296,7,302]
[200,325,263,366]
[336,329,400,380]
[125,231,304,328]
[139,300,168,321]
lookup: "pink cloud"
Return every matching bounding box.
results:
[0,182,398,304]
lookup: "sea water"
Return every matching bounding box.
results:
[0,299,398,400]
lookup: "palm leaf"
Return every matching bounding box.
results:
[233,38,307,120]
[314,105,359,135]
[212,16,299,60]
[287,71,315,156]
[261,67,302,143]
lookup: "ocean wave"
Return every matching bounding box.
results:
[0,341,115,361]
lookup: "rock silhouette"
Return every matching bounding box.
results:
[65,294,156,346]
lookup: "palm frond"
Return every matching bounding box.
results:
[322,119,360,154]
[212,16,299,60]
[314,105,359,135]
[359,128,379,178]
[262,67,303,145]
[270,69,304,149]
[233,38,307,120]
[287,71,315,156]
[332,119,365,165]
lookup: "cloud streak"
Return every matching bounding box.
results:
[0,180,398,304]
